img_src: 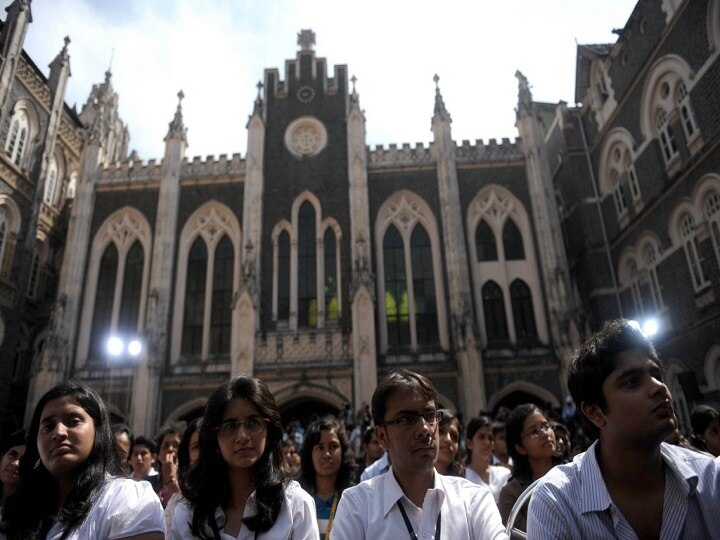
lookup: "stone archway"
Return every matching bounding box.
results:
[280,397,340,429]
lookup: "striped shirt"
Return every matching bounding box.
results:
[527,441,720,539]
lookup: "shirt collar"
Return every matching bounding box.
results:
[577,440,701,514]
[381,466,444,518]
[213,490,258,528]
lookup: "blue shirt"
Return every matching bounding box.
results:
[527,441,720,539]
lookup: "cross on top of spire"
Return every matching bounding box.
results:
[298,29,315,52]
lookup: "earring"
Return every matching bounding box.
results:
[34,459,41,470]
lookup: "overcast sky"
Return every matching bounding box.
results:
[21,0,637,161]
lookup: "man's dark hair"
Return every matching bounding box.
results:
[568,318,660,413]
[371,369,438,425]
[362,425,376,445]
[491,421,506,436]
[132,435,158,455]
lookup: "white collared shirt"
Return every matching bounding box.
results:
[332,467,508,540]
[169,480,319,539]
[360,452,390,481]
[465,465,511,503]
[527,441,720,539]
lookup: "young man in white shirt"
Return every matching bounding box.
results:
[333,369,507,540]
[527,319,720,539]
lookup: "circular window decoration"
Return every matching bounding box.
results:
[284,116,328,158]
[296,86,315,103]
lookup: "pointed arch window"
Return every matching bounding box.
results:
[502,219,525,260]
[475,220,497,261]
[297,202,317,328]
[117,241,144,335]
[626,155,641,202]
[277,231,290,321]
[181,238,207,356]
[44,158,58,205]
[90,244,118,359]
[704,190,720,268]
[679,213,706,291]
[210,235,233,355]
[510,279,537,340]
[383,225,410,348]
[324,228,339,321]
[611,170,627,216]
[411,226,439,345]
[482,280,508,344]
[5,109,28,167]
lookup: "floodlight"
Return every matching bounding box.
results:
[107,336,124,356]
[128,339,143,356]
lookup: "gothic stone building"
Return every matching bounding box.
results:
[2,0,718,437]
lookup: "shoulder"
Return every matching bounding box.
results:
[284,480,315,507]
[491,466,511,481]
[101,476,163,508]
[437,473,494,505]
[90,477,165,536]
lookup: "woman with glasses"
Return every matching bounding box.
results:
[169,376,318,539]
[498,404,558,534]
[434,410,464,477]
[300,416,355,540]
[464,416,510,502]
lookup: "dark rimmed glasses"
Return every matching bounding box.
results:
[214,416,269,437]
[380,410,442,429]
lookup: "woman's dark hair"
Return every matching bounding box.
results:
[689,405,720,452]
[465,416,492,465]
[506,404,560,482]
[182,376,286,540]
[1,379,124,540]
[299,416,356,495]
[178,418,202,478]
[0,429,26,497]
[437,410,464,476]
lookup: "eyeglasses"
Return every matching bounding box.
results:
[521,422,553,440]
[380,411,442,429]
[214,416,269,437]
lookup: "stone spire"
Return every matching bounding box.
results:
[433,74,450,120]
[516,70,533,112]
[48,36,70,100]
[350,74,358,104]
[298,29,315,52]
[165,90,187,141]
[251,80,263,117]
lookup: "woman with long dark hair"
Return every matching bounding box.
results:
[464,416,510,502]
[498,404,557,533]
[165,418,202,531]
[169,376,318,539]
[434,410,464,476]
[300,416,355,540]
[0,430,25,509]
[0,380,164,539]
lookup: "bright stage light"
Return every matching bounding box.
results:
[107,336,124,356]
[128,339,143,356]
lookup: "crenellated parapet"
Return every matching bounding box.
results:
[255,329,352,368]
[367,142,434,168]
[367,137,523,168]
[180,153,245,180]
[454,137,523,163]
[96,153,246,185]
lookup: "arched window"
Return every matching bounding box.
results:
[383,225,410,348]
[90,244,118,359]
[643,245,663,311]
[43,158,58,205]
[475,220,497,261]
[5,109,28,167]
[657,110,678,164]
[117,241,143,335]
[611,170,627,216]
[210,235,233,355]
[510,279,537,340]
[676,82,698,142]
[411,226,439,346]
[482,281,508,344]
[324,228,338,321]
[277,231,290,321]
[704,190,720,268]
[502,219,525,260]
[181,238,207,356]
[680,213,706,290]
[297,202,317,328]
[626,155,641,202]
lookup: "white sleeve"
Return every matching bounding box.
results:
[287,482,320,540]
[330,489,365,540]
[168,500,193,540]
[103,478,165,538]
[469,487,509,540]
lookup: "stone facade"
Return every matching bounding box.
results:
[1,1,718,439]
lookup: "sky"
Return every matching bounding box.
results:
[21,0,638,161]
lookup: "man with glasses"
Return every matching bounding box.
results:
[527,319,720,538]
[333,369,507,539]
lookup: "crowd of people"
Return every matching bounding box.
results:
[0,318,718,539]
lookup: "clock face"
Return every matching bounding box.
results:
[297,86,315,103]
[284,116,327,158]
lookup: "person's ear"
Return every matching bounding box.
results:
[514,443,528,456]
[581,402,607,430]
[375,425,389,451]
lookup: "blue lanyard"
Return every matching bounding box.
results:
[396,500,441,540]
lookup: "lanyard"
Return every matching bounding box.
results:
[396,500,441,540]
[325,493,339,539]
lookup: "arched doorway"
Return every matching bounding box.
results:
[178,407,204,424]
[492,391,553,417]
[281,398,340,429]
